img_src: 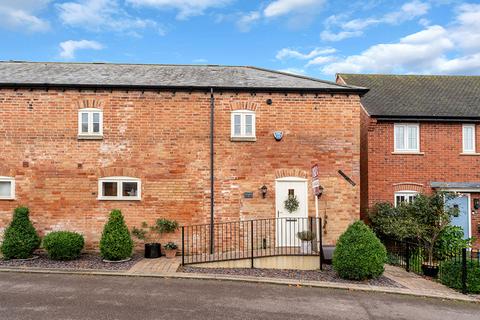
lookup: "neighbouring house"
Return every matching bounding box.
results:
[0,61,367,250]
[337,74,480,247]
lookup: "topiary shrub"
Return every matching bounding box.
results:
[43,231,85,261]
[440,259,480,293]
[1,206,41,259]
[100,209,133,261]
[333,221,387,280]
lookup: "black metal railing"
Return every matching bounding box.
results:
[384,238,480,294]
[181,217,323,269]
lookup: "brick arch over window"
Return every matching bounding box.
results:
[275,169,308,179]
[76,99,104,109]
[229,101,259,112]
[393,182,425,193]
[99,167,140,178]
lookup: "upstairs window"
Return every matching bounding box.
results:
[394,191,417,207]
[0,177,15,200]
[394,123,419,152]
[78,108,103,138]
[462,124,476,153]
[231,110,256,141]
[98,177,141,201]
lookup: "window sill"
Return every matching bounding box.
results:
[78,134,103,140]
[0,198,15,201]
[98,197,141,201]
[230,136,257,142]
[391,151,424,155]
[460,152,480,156]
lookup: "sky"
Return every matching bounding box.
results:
[0,0,479,81]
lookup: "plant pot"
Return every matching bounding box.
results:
[164,249,177,259]
[145,243,161,259]
[421,264,439,277]
[300,241,312,254]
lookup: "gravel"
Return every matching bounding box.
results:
[178,264,404,288]
[0,253,141,271]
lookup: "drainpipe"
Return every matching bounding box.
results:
[210,88,215,254]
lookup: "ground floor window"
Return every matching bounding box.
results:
[98,177,141,200]
[394,191,418,207]
[0,177,15,200]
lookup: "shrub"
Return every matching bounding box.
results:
[1,206,40,259]
[440,259,480,294]
[100,209,133,261]
[164,242,178,250]
[43,231,84,261]
[333,221,387,280]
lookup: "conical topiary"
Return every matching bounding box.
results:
[333,220,387,280]
[1,206,41,259]
[100,209,133,261]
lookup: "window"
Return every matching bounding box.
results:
[98,177,141,200]
[463,124,476,153]
[0,177,15,200]
[394,123,419,152]
[78,108,103,138]
[231,110,256,140]
[394,191,417,207]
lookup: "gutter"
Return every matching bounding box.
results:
[374,116,480,122]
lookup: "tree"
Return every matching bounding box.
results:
[100,209,133,261]
[1,206,41,259]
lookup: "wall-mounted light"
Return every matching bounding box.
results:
[317,185,324,198]
[266,99,273,105]
[474,199,480,210]
[260,185,268,198]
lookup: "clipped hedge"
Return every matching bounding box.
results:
[440,259,480,294]
[100,209,133,261]
[1,206,40,259]
[43,231,85,261]
[333,221,387,280]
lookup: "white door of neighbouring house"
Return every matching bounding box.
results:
[275,177,308,247]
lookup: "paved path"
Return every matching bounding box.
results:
[0,272,478,320]
[128,256,181,274]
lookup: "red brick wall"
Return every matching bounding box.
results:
[0,88,361,249]
[366,121,480,246]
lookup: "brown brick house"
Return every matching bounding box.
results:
[338,74,480,247]
[0,61,366,249]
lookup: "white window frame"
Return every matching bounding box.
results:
[462,124,476,154]
[394,191,418,207]
[394,123,420,152]
[230,110,256,140]
[0,176,15,200]
[78,108,103,138]
[98,177,141,201]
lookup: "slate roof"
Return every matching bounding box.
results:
[338,74,480,120]
[0,61,366,93]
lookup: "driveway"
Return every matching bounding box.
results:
[0,272,478,320]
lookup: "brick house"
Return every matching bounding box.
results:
[337,74,480,247]
[0,61,366,249]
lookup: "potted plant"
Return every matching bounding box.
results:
[132,222,161,259]
[164,242,178,258]
[297,230,316,254]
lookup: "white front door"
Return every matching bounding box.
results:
[275,178,308,247]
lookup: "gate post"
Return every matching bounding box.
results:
[319,217,323,271]
[406,242,410,272]
[250,220,254,269]
[181,226,185,266]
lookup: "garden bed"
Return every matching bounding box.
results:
[178,265,404,288]
[0,253,141,271]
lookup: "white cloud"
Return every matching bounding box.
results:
[264,0,325,18]
[306,56,336,66]
[276,47,336,60]
[236,11,261,32]
[126,0,231,19]
[59,40,104,59]
[277,67,305,75]
[0,0,50,32]
[321,3,480,76]
[57,0,162,35]
[321,1,430,41]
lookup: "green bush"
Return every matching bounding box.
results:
[333,221,387,280]
[100,209,133,261]
[1,206,40,259]
[440,259,480,293]
[43,231,84,261]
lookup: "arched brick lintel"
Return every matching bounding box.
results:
[229,101,259,111]
[393,182,425,193]
[275,169,308,179]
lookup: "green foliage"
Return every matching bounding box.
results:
[164,242,178,250]
[43,231,84,261]
[100,209,133,261]
[153,218,179,235]
[132,219,179,244]
[131,226,148,242]
[333,221,387,280]
[284,195,299,213]
[435,226,472,260]
[1,206,40,259]
[297,230,316,241]
[440,259,480,293]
